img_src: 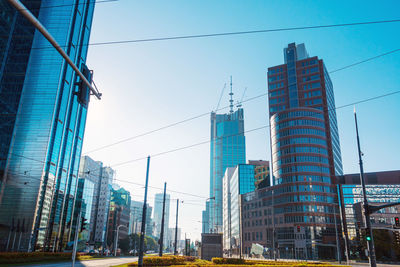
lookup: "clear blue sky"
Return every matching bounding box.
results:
[83,0,400,241]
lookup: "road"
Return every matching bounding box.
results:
[19,256,138,267]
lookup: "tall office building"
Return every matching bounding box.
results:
[267,43,343,259]
[106,185,131,249]
[78,156,114,246]
[129,200,153,237]
[207,89,246,233]
[0,0,96,251]
[153,192,170,245]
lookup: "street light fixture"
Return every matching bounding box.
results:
[114,224,128,257]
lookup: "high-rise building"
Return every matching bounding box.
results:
[337,170,400,261]
[78,156,114,246]
[222,163,257,255]
[153,192,170,245]
[106,185,131,250]
[0,0,95,252]
[207,91,246,233]
[129,200,153,237]
[95,167,114,246]
[202,201,210,234]
[222,167,235,251]
[248,160,270,189]
[267,43,343,259]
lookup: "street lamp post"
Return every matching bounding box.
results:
[354,109,376,267]
[114,224,128,257]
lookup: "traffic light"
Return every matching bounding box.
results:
[297,225,300,233]
[75,63,92,108]
[395,217,400,227]
[366,235,371,241]
[80,217,88,232]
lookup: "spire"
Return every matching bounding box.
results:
[229,76,234,113]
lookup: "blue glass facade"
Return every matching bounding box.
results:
[337,171,400,261]
[208,108,246,233]
[0,0,95,251]
[229,165,255,253]
[73,177,95,248]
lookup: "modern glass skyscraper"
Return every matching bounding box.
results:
[208,105,246,233]
[0,0,95,251]
[267,43,343,259]
[153,192,170,245]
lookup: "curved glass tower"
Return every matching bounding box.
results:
[0,0,95,252]
[267,43,343,259]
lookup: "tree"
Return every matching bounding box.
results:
[145,236,158,251]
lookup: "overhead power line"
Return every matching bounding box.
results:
[4,90,400,201]
[32,19,400,50]
[83,48,400,154]
[330,48,400,73]
[85,89,399,170]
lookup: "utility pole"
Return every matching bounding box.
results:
[72,214,81,267]
[159,182,167,256]
[185,233,187,256]
[354,108,376,267]
[174,199,179,255]
[138,156,150,267]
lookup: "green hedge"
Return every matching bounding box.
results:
[212,257,246,264]
[128,255,188,266]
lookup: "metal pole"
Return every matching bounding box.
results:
[239,195,242,260]
[354,109,376,267]
[6,0,101,99]
[338,184,350,265]
[72,214,81,267]
[228,192,232,257]
[159,182,167,256]
[333,206,341,263]
[174,199,179,255]
[185,233,187,256]
[272,189,276,260]
[138,156,150,267]
[114,226,120,257]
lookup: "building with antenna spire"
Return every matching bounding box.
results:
[203,77,246,234]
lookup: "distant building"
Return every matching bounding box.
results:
[129,200,153,237]
[267,43,343,259]
[106,185,131,250]
[0,0,95,252]
[222,167,235,251]
[202,201,210,234]
[78,156,114,246]
[248,160,270,189]
[206,89,246,233]
[95,167,114,245]
[167,227,181,250]
[337,170,400,261]
[153,193,170,245]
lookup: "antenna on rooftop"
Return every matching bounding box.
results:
[229,76,234,113]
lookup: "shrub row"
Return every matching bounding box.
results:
[128,255,192,266]
[212,258,246,264]
[176,265,343,267]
